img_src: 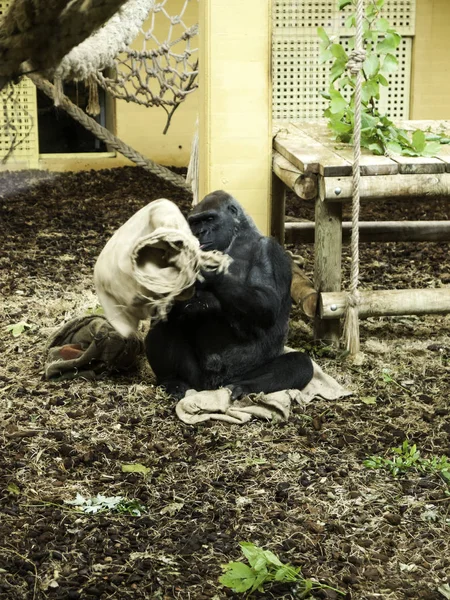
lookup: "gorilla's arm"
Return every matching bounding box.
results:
[207,238,291,328]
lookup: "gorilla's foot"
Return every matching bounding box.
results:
[160,378,191,400]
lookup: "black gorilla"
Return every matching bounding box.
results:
[145,190,313,399]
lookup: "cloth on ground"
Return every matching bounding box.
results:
[45,315,143,381]
[94,198,231,337]
[175,361,352,425]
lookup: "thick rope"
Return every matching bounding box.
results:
[0,0,129,90]
[342,0,366,355]
[28,74,192,192]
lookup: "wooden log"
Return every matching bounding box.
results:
[314,198,342,344]
[323,173,450,201]
[285,221,450,244]
[272,151,317,200]
[320,288,450,319]
[271,172,286,245]
[291,262,318,318]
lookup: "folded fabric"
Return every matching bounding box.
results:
[175,361,352,425]
[45,315,143,381]
[94,198,231,337]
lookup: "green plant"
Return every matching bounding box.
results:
[319,0,449,156]
[65,493,145,516]
[219,542,344,597]
[5,321,35,337]
[364,440,450,486]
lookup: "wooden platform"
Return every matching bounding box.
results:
[272,119,450,343]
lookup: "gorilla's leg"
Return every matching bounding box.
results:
[226,351,313,399]
[145,321,202,399]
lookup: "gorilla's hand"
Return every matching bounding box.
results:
[172,290,221,320]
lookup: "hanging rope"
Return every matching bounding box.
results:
[28,74,191,192]
[342,0,366,355]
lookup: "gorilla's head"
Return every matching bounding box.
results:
[188,190,257,252]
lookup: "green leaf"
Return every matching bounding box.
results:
[378,73,389,86]
[382,53,398,74]
[438,583,450,600]
[377,32,401,54]
[329,89,347,113]
[240,542,266,569]
[219,563,256,593]
[345,14,355,28]
[317,27,330,43]
[319,48,333,64]
[412,130,426,153]
[122,463,151,475]
[376,18,390,32]
[386,140,402,154]
[362,79,380,102]
[330,43,348,62]
[7,482,21,495]
[422,141,441,157]
[338,0,353,9]
[6,321,33,337]
[361,396,377,405]
[262,549,284,567]
[363,54,380,78]
[330,59,347,82]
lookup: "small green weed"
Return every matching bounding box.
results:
[219,542,344,597]
[5,321,35,337]
[364,440,450,486]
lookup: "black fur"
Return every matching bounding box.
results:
[145,191,313,399]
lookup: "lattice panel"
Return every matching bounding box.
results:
[0,1,39,166]
[272,0,415,123]
[0,78,39,165]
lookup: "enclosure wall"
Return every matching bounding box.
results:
[410,0,450,119]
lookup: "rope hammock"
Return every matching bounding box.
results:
[0,0,199,188]
[343,0,365,355]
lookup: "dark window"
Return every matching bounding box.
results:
[37,81,107,153]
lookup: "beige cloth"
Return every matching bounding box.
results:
[94,198,230,337]
[175,361,352,425]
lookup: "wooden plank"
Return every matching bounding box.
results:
[314,199,342,345]
[285,221,450,244]
[292,121,399,176]
[388,154,446,175]
[323,173,450,201]
[273,126,351,177]
[320,288,450,319]
[272,151,317,200]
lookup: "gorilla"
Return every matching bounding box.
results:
[145,190,313,399]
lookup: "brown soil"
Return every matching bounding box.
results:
[1,166,449,600]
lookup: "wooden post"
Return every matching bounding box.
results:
[314,194,342,344]
[198,0,272,234]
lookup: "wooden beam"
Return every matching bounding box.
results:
[291,262,318,318]
[320,288,450,319]
[285,221,450,244]
[323,173,450,201]
[272,151,317,200]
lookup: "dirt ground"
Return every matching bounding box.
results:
[1,166,449,600]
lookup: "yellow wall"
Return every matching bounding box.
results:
[410,0,450,119]
[198,0,272,234]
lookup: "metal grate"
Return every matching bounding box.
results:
[272,0,415,123]
[0,1,39,167]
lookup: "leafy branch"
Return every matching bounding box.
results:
[319,0,449,157]
[219,542,344,597]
